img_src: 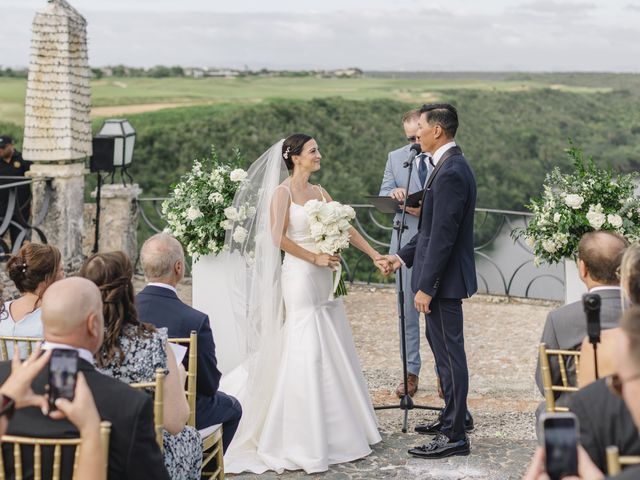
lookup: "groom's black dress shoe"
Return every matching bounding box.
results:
[414,410,474,434]
[408,433,470,459]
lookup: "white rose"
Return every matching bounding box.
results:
[564,194,584,210]
[232,226,248,244]
[309,222,325,239]
[607,213,623,228]
[525,236,536,248]
[318,203,338,224]
[304,199,323,217]
[209,192,224,204]
[542,239,557,253]
[230,169,248,182]
[224,206,238,220]
[220,219,234,230]
[186,206,203,221]
[553,213,561,223]
[586,204,606,230]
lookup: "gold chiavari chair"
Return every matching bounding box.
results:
[539,343,581,412]
[168,331,224,479]
[0,421,111,480]
[0,336,43,361]
[606,445,640,476]
[130,368,165,451]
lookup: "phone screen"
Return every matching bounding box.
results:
[544,415,578,480]
[48,349,79,411]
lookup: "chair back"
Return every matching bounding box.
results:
[606,445,640,476]
[539,343,581,412]
[168,331,197,427]
[0,336,43,361]
[130,368,165,450]
[0,421,111,480]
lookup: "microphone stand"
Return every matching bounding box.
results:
[374,150,442,433]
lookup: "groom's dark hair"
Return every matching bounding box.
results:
[420,103,459,138]
[282,133,313,171]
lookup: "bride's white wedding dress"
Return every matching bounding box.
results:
[222,186,381,474]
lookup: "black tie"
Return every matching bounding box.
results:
[418,154,428,187]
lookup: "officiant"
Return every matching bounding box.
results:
[379,109,433,397]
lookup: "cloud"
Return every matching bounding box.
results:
[2,5,639,71]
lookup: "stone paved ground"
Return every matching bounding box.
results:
[146,279,557,480]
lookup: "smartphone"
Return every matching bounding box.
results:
[540,412,579,480]
[48,349,79,412]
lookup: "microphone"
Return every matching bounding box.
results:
[583,293,601,345]
[403,143,422,168]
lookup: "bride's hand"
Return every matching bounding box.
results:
[313,253,341,269]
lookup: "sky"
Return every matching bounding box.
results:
[2,0,639,71]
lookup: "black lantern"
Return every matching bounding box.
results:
[90,118,136,253]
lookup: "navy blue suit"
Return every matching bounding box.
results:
[136,285,242,451]
[398,145,477,441]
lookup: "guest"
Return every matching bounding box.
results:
[136,232,242,452]
[524,305,640,479]
[0,135,32,251]
[568,243,640,471]
[0,243,63,358]
[0,277,169,479]
[535,231,628,415]
[79,251,202,480]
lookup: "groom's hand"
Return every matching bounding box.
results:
[373,255,392,275]
[381,255,401,275]
[414,290,432,314]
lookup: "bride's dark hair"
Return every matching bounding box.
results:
[282,133,313,171]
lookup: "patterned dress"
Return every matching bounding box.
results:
[97,325,202,480]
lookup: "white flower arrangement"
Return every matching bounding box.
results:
[304,199,356,296]
[162,146,246,259]
[516,145,640,264]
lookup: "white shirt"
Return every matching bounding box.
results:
[589,286,621,294]
[431,141,457,167]
[147,282,178,294]
[42,342,95,366]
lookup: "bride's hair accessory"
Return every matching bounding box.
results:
[283,146,291,160]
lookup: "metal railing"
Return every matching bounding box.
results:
[0,176,53,258]
[136,198,564,301]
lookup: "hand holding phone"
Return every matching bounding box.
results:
[48,349,79,412]
[541,412,579,480]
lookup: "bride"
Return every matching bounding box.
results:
[219,134,384,474]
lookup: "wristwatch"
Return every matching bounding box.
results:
[0,393,16,420]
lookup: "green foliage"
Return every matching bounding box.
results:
[515,145,640,264]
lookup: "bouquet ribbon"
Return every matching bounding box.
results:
[329,263,342,301]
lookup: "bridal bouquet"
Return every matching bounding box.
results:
[162,146,247,259]
[304,199,356,297]
[516,145,640,265]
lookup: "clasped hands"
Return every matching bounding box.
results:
[372,254,433,313]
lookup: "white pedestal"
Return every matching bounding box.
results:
[564,258,587,305]
[192,253,247,374]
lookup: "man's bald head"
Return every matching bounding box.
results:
[140,232,184,283]
[41,277,104,351]
[578,231,629,285]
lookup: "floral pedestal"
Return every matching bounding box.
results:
[192,253,246,374]
[564,258,587,305]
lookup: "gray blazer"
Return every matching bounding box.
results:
[535,288,622,400]
[379,144,423,254]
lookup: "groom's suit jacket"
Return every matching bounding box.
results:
[379,144,422,254]
[397,146,477,299]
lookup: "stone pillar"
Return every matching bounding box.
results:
[21,1,92,271]
[89,183,142,261]
[28,162,86,270]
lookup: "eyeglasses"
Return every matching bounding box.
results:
[606,372,640,397]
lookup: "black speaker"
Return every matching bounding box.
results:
[90,137,115,173]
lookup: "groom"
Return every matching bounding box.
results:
[384,103,477,459]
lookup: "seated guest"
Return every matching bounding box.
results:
[524,305,640,480]
[136,233,242,452]
[0,243,63,357]
[535,231,628,415]
[80,251,202,480]
[0,277,169,479]
[0,345,107,480]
